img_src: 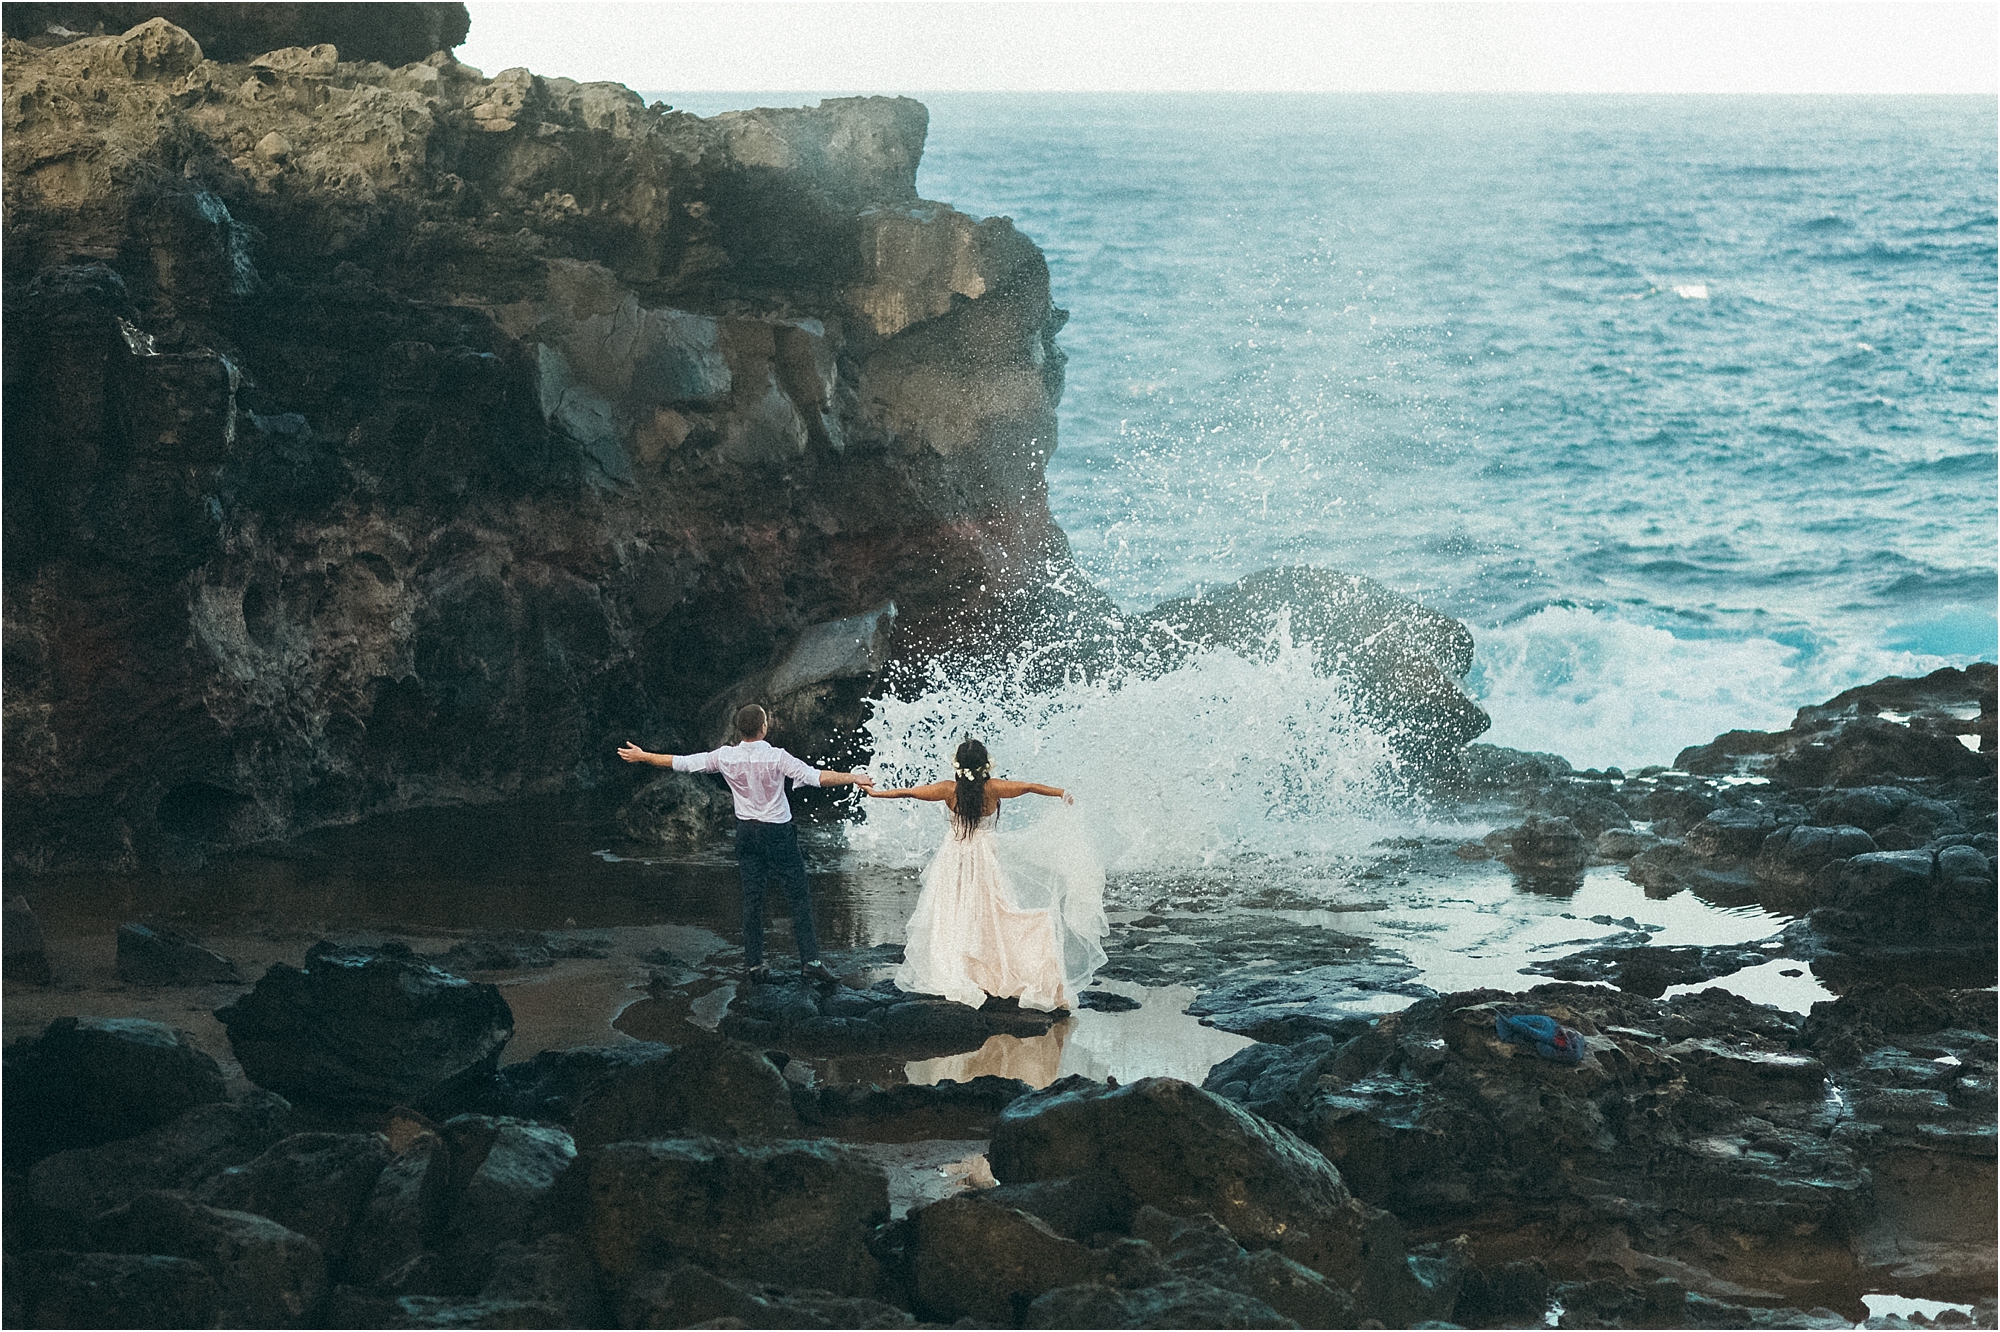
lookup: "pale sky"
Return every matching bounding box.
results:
[457,2,1998,94]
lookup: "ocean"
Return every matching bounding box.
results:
[664,93,1996,845]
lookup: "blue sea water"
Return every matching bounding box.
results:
[667,93,1997,771]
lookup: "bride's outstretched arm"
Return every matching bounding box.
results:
[990,780,1074,805]
[865,781,954,801]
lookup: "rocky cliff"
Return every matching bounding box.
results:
[2,14,1083,870]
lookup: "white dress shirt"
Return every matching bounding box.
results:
[675,740,822,824]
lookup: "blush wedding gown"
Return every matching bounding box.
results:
[895,803,1109,1013]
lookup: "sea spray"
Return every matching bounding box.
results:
[851,616,1422,874]
[1470,604,1965,771]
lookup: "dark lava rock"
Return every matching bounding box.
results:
[1200,982,1996,1310]
[988,1075,1441,1322]
[1,3,471,66]
[1077,987,1142,1012]
[114,920,243,985]
[1491,812,1591,878]
[1812,785,1917,832]
[1451,1257,1552,1329]
[584,1138,889,1295]
[1755,824,1877,889]
[1811,850,1999,966]
[1685,806,1779,862]
[1129,1206,1361,1328]
[908,1192,1107,1323]
[1529,783,1633,839]
[1024,1277,1293,1329]
[23,1092,295,1238]
[720,974,1061,1057]
[426,929,607,973]
[436,1115,576,1270]
[569,1037,795,1147]
[4,896,52,984]
[1187,964,1426,1044]
[1524,942,1776,999]
[4,1015,226,1161]
[216,941,513,1111]
[193,1131,392,1264]
[618,1261,916,1330]
[795,1073,1030,1140]
[469,1041,673,1122]
[340,1124,451,1291]
[3,1250,222,1329]
[615,771,736,849]
[1136,566,1490,768]
[1676,664,1995,789]
[92,1190,327,1328]
[1456,743,1575,793]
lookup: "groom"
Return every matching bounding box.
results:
[617,705,872,985]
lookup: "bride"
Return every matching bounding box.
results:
[867,738,1108,1014]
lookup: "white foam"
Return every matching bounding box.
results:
[1673,282,1709,299]
[852,621,1414,872]
[1469,604,1959,770]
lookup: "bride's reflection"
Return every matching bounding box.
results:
[906,1018,1075,1089]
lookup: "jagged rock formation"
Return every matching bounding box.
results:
[1,17,1080,869]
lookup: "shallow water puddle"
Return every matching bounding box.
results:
[906,981,1256,1089]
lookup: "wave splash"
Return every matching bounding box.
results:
[850,619,1417,873]
[1470,604,1965,772]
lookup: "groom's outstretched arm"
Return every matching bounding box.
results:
[617,742,676,767]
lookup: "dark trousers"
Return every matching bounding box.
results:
[735,819,819,968]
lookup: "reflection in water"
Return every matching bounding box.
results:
[908,1025,1073,1087]
[905,983,1256,1090]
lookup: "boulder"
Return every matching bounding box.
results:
[617,1261,916,1329]
[4,896,52,983]
[1524,943,1774,999]
[907,1192,1107,1323]
[719,974,1062,1056]
[473,1042,676,1122]
[569,1037,796,1147]
[1130,1207,1359,1328]
[1755,824,1877,889]
[1684,806,1779,862]
[1491,813,1591,878]
[215,942,513,1111]
[338,1121,451,1290]
[92,1191,327,1327]
[1811,786,1914,832]
[614,772,735,849]
[437,1116,576,1269]
[583,1138,888,1295]
[114,921,243,985]
[4,1015,226,1161]
[987,1075,1424,1314]
[1136,567,1489,768]
[1811,850,1999,956]
[194,1131,392,1264]
[24,1092,295,1236]
[1024,1278,1292,1328]
[3,1250,221,1328]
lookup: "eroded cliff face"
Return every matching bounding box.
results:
[2,19,1084,869]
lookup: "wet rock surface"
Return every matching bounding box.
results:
[115,920,244,985]
[4,1015,227,1161]
[215,941,514,1112]
[721,972,1064,1056]
[1204,979,1996,1312]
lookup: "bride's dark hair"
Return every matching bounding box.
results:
[951,737,992,837]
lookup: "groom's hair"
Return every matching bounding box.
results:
[734,704,768,739]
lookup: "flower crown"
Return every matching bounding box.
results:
[953,762,992,782]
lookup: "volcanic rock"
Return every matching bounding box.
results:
[23,1092,296,1237]
[4,1015,227,1161]
[618,1261,917,1330]
[114,920,243,985]
[215,941,513,1111]
[92,1190,327,1328]
[3,1250,222,1328]
[1,19,1087,873]
[436,1114,576,1271]
[1137,566,1489,768]
[583,1137,889,1294]
[568,1037,795,1146]
[1755,824,1878,889]
[4,896,52,983]
[720,974,1062,1057]
[193,1131,392,1265]
[1490,812,1592,878]
[907,1191,1107,1323]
